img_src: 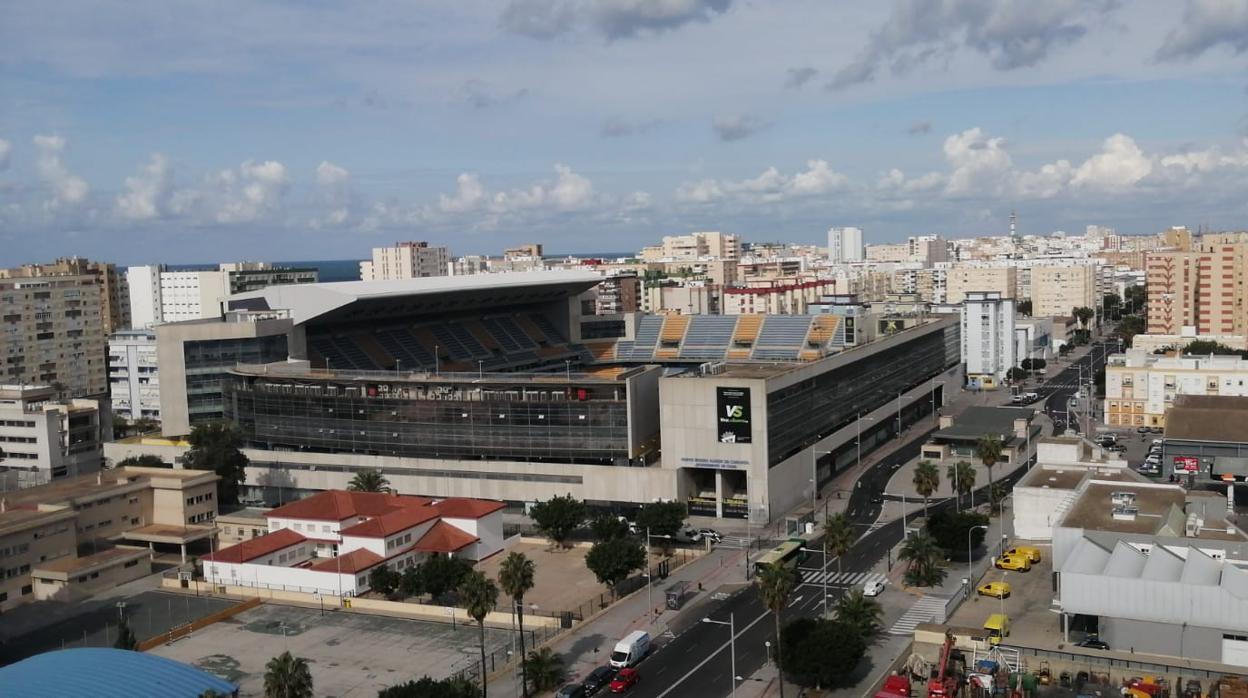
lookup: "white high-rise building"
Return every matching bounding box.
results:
[126,265,164,329]
[360,241,451,281]
[108,329,161,422]
[961,290,1017,390]
[157,271,229,323]
[827,227,864,264]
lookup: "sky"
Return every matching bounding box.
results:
[3,0,1248,265]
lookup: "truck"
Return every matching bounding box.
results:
[609,630,651,668]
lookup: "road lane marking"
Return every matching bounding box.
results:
[653,609,772,698]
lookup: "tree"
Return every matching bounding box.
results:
[117,454,171,469]
[1016,299,1032,317]
[529,494,585,548]
[459,571,500,698]
[990,482,1009,513]
[1102,293,1121,317]
[132,416,160,435]
[498,552,537,697]
[422,554,473,601]
[947,461,976,509]
[634,500,687,541]
[113,416,132,440]
[1058,343,1073,356]
[1182,340,1248,358]
[1116,315,1145,345]
[1006,366,1028,383]
[833,589,883,640]
[822,513,855,579]
[779,617,865,689]
[114,614,138,650]
[975,434,1003,512]
[912,460,940,516]
[522,648,566,695]
[590,515,630,541]
[899,531,946,587]
[379,676,478,698]
[585,538,645,598]
[1072,306,1095,329]
[1124,284,1146,312]
[368,565,400,597]
[180,423,249,505]
[925,509,989,559]
[399,565,424,598]
[264,651,314,698]
[757,563,798,698]
[1020,358,1047,372]
[348,468,390,493]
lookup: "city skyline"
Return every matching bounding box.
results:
[3,2,1248,265]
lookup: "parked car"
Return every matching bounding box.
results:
[1152,439,1165,445]
[863,579,886,597]
[556,684,588,698]
[673,529,702,544]
[1076,637,1110,650]
[976,581,1011,599]
[1106,444,1127,453]
[995,555,1031,572]
[1136,426,1151,433]
[696,528,723,544]
[609,668,640,694]
[582,666,618,695]
[1150,427,1164,434]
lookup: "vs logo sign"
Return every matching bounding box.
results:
[725,405,744,419]
[716,387,751,444]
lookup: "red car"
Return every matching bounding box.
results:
[609,668,640,693]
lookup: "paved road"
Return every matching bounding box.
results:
[1039,340,1113,436]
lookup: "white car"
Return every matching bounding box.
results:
[863,580,886,597]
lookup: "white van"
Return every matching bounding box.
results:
[610,630,651,668]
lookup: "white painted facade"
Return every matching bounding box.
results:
[108,330,160,421]
[125,265,163,329]
[0,385,104,483]
[961,290,1016,389]
[159,271,228,323]
[827,227,864,264]
[1104,349,1248,428]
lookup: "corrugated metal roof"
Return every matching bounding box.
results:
[1180,548,1222,586]
[1103,541,1147,578]
[1063,538,1112,574]
[1139,543,1184,582]
[0,648,237,697]
[1222,562,1248,600]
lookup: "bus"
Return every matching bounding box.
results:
[753,539,808,575]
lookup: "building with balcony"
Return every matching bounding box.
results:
[1104,349,1248,428]
[0,384,104,486]
[108,329,160,422]
[961,291,1016,389]
[359,241,450,280]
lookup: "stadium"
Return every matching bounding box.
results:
[114,270,961,522]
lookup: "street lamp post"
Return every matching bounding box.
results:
[395,358,401,378]
[801,546,832,618]
[968,524,989,592]
[702,613,736,698]
[434,345,440,375]
[645,528,672,617]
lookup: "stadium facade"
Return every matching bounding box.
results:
[110,271,960,522]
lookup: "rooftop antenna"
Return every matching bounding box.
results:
[1009,210,1017,238]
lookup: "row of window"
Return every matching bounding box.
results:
[0,419,36,428]
[386,532,414,550]
[288,522,334,535]
[0,543,31,557]
[4,563,31,578]
[189,511,215,524]
[0,585,33,603]
[185,492,215,506]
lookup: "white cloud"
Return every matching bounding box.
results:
[942,127,1013,196]
[115,153,172,220]
[172,159,290,224]
[437,173,488,214]
[312,161,354,228]
[432,163,597,221]
[33,135,89,209]
[1157,0,1248,62]
[1070,133,1153,191]
[0,139,11,171]
[675,159,847,204]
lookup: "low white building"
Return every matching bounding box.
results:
[1012,437,1134,541]
[1104,349,1248,429]
[961,290,1016,389]
[202,490,504,596]
[0,385,104,486]
[108,329,160,422]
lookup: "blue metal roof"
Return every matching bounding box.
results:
[0,648,238,697]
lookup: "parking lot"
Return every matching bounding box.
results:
[149,602,513,697]
[953,543,1067,648]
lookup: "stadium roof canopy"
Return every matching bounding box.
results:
[0,648,238,697]
[227,269,603,326]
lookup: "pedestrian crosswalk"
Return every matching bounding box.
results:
[888,595,949,636]
[797,569,887,588]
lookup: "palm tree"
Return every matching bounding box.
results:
[947,461,976,510]
[498,552,536,697]
[460,570,500,698]
[347,468,390,493]
[756,564,798,698]
[114,614,138,650]
[263,651,314,698]
[522,647,566,694]
[912,460,940,516]
[975,434,1003,512]
[834,588,884,639]
[899,531,946,587]
[823,513,855,578]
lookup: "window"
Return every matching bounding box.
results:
[124,559,139,568]
[21,585,31,596]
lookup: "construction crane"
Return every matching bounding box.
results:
[927,631,960,698]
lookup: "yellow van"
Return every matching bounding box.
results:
[1005,546,1042,563]
[995,554,1031,572]
[984,614,1010,646]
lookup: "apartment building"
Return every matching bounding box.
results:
[0,258,129,334]
[155,311,292,436]
[1104,349,1248,428]
[961,291,1016,389]
[0,385,105,484]
[359,241,450,280]
[0,267,109,397]
[127,264,317,328]
[827,227,864,264]
[108,329,160,422]
[1146,244,1248,335]
[504,243,543,259]
[0,465,220,611]
[639,232,742,262]
[595,273,641,314]
[945,265,1016,305]
[220,263,318,295]
[721,278,837,315]
[1031,264,1097,318]
[642,284,718,315]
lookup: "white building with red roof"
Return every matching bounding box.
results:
[202,490,504,596]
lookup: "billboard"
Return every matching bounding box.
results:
[1174,456,1199,473]
[716,387,752,444]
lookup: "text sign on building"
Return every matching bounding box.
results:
[716,387,752,444]
[1174,456,1199,473]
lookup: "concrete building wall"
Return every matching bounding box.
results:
[159,271,227,322]
[0,510,77,612]
[108,330,160,422]
[126,265,163,329]
[1104,351,1248,428]
[361,242,451,280]
[946,266,1016,304]
[828,227,864,264]
[961,291,1016,389]
[0,274,108,397]
[1099,616,1224,663]
[1031,265,1097,318]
